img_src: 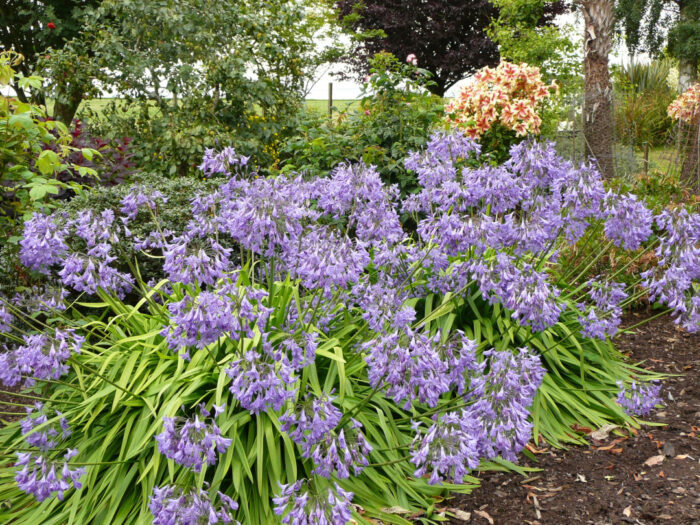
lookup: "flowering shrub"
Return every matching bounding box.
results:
[0,133,690,524]
[445,61,557,160]
[667,83,700,124]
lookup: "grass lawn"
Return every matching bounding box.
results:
[633,145,681,176]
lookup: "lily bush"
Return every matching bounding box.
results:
[0,133,694,524]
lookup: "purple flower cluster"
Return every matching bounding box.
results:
[273,480,353,525]
[15,405,84,502]
[0,329,84,387]
[198,146,249,176]
[410,409,481,484]
[468,255,563,331]
[616,380,662,416]
[351,277,415,332]
[280,393,342,454]
[467,348,546,462]
[163,235,232,286]
[162,284,272,358]
[155,405,231,472]
[578,279,628,339]
[120,187,168,222]
[19,213,69,273]
[603,192,653,250]
[0,304,13,333]
[282,225,370,292]
[306,418,372,479]
[150,485,239,525]
[316,162,403,245]
[13,286,69,313]
[642,210,700,332]
[362,328,480,408]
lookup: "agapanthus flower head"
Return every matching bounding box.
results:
[19,213,69,273]
[13,285,69,313]
[577,278,628,340]
[616,380,662,417]
[150,485,239,525]
[282,225,370,292]
[163,234,232,286]
[306,418,372,479]
[603,192,653,250]
[410,409,481,484]
[58,253,134,298]
[1,329,84,387]
[273,479,353,525]
[155,406,231,472]
[199,146,249,176]
[0,303,13,333]
[280,392,342,452]
[20,403,71,452]
[15,448,85,502]
[120,187,168,222]
[466,347,546,462]
[362,327,452,409]
[226,335,298,414]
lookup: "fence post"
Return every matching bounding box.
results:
[643,142,649,176]
[328,82,333,120]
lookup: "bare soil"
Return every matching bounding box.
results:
[450,312,700,525]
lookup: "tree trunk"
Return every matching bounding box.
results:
[53,88,83,125]
[678,58,698,93]
[581,0,615,179]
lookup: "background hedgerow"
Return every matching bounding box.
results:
[0,131,691,524]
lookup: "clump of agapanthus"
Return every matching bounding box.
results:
[198,145,249,176]
[150,485,239,525]
[273,479,353,525]
[467,347,546,462]
[13,285,69,313]
[281,225,370,293]
[410,409,481,484]
[616,380,663,416]
[642,209,700,332]
[351,276,415,332]
[603,192,653,250]
[120,186,168,222]
[19,212,69,273]
[0,303,13,333]
[155,404,230,472]
[315,162,404,246]
[0,329,84,387]
[307,418,372,479]
[162,234,232,286]
[162,283,272,359]
[468,255,563,331]
[214,174,319,257]
[227,335,298,414]
[20,403,71,451]
[362,328,451,409]
[15,406,85,502]
[577,279,628,339]
[280,393,342,453]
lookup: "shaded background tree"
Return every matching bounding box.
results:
[334,0,567,97]
[0,0,98,121]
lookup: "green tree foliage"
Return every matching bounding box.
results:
[0,0,98,103]
[46,0,330,176]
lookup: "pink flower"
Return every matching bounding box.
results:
[365,109,371,116]
[406,54,418,66]
[364,75,371,83]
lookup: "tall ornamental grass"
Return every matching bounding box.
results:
[0,132,695,524]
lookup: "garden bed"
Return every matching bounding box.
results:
[451,311,700,524]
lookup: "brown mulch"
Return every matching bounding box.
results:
[450,312,700,525]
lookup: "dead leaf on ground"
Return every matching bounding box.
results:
[644,454,665,467]
[474,509,494,524]
[447,508,471,521]
[623,505,632,517]
[590,424,618,441]
[576,473,587,483]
